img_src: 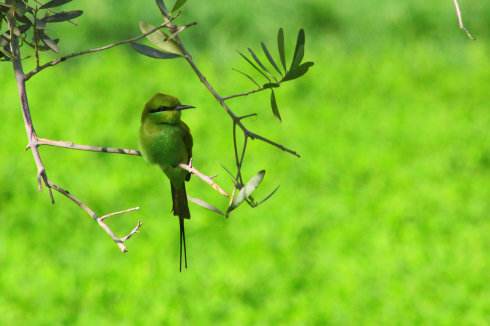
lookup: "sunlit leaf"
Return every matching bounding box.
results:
[277,28,287,73]
[238,51,270,81]
[270,90,281,121]
[40,0,73,9]
[172,0,187,12]
[42,10,83,23]
[139,21,183,56]
[131,42,180,59]
[188,196,225,216]
[282,61,314,82]
[261,42,282,76]
[228,170,266,212]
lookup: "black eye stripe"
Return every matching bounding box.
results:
[150,105,173,113]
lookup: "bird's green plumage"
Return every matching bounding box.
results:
[139,93,194,270]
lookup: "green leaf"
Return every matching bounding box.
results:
[238,51,270,82]
[233,68,260,87]
[229,170,266,212]
[155,0,168,15]
[262,82,280,89]
[270,90,281,121]
[139,21,183,56]
[248,47,272,77]
[277,28,287,73]
[261,42,282,76]
[131,42,180,59]
[172,0,187,12]
[40,32,59,52]
[282,61,314,82]
[42,10,83,23]
[256,185,280,206]
[188,196,225,217]
[289,29,305,71]
[40,0,73,9]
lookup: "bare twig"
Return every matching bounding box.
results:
[452,0,475,40]
[49,181,141,252]
[7,13,142,253]
[35,138,230,197]
[179,163,229,197]
[24,20,194,80]
[36,138,141,156]
[101,207,141,221]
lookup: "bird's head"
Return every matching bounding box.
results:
[142,93,195,124]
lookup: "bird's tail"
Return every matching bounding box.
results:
[171,183,190,271]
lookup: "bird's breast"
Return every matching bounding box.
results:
[139,123,187,167]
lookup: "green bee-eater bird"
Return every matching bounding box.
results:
[139,93,195,271]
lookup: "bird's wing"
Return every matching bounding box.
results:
[179,121,193,181]
[179,121,193,160]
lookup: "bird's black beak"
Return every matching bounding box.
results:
[175,104,196,111]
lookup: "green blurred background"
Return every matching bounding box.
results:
[1,0,490,324]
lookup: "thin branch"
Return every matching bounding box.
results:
[36,138,141,156]
[24,21,179,80]
[35,138,230,197]
[101,207,140,221]
[178,163,229,197]
[452,0,475,40]
[223,86,268,101]
[49,181,141,253]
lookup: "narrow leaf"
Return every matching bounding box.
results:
[289,29,305,71]
[256,185,280,206]
[233,68,260,87]
[282,61,314,82]
[155,0,168,15]
[131,42,180,59]
[188,196,225,216]
[270,90,281,121]
[277,28,287,73]
[229,170,266,212]
[40,0,73,9]
[172,0,187,12]
[261,42,282,76]
[139,21,183,56]
[42,10,83,23]
[238,51,270,82]
[248,47,272,77]
[40,32,59,52]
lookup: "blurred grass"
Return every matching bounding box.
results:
[1,0,490,324]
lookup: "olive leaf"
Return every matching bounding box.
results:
[228,170,266,212]
[270,90,281,121]
[42,10,83,23]
[40,0,73,10]
[188,196,225,217]
[131,42,180,59]
[172,0,187,12]
[139,21,183,56]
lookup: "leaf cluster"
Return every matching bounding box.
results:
[0,0,83,61]
[237,29,314,120]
